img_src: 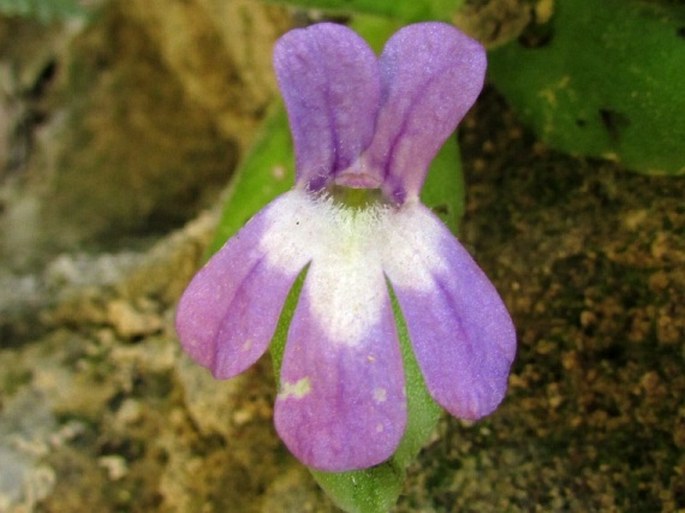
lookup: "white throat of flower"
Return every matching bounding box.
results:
[259,189,447,346]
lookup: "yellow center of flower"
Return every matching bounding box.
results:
[330,185,385,208]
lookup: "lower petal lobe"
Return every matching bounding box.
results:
[383,203,516,420]
[275,260,406,472]
[175,194,309,379]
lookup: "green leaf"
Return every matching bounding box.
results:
[0,0,89,22]
[420,136,464,234]
[264,0,463,23]
[208,104,294,255]
[488,0,685,175]
[349,14,403,53]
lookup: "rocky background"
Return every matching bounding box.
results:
[1,1,683,512]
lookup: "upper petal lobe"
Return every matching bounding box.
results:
[274,23,381,191]
[368,23,486,202]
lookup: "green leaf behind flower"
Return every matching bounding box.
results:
[0,0,89,22]
[208,105,294,255]
[264,0,463,23]
[488,0,685,175]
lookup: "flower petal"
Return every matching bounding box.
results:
[175,193,312,379]
[274,247,406,471]
[274,23,381,191]
[367,23,486,203]
[382,203,516,420]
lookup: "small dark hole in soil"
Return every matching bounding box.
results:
[27,60,57,99]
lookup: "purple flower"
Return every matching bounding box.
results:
[176,22,516,472]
